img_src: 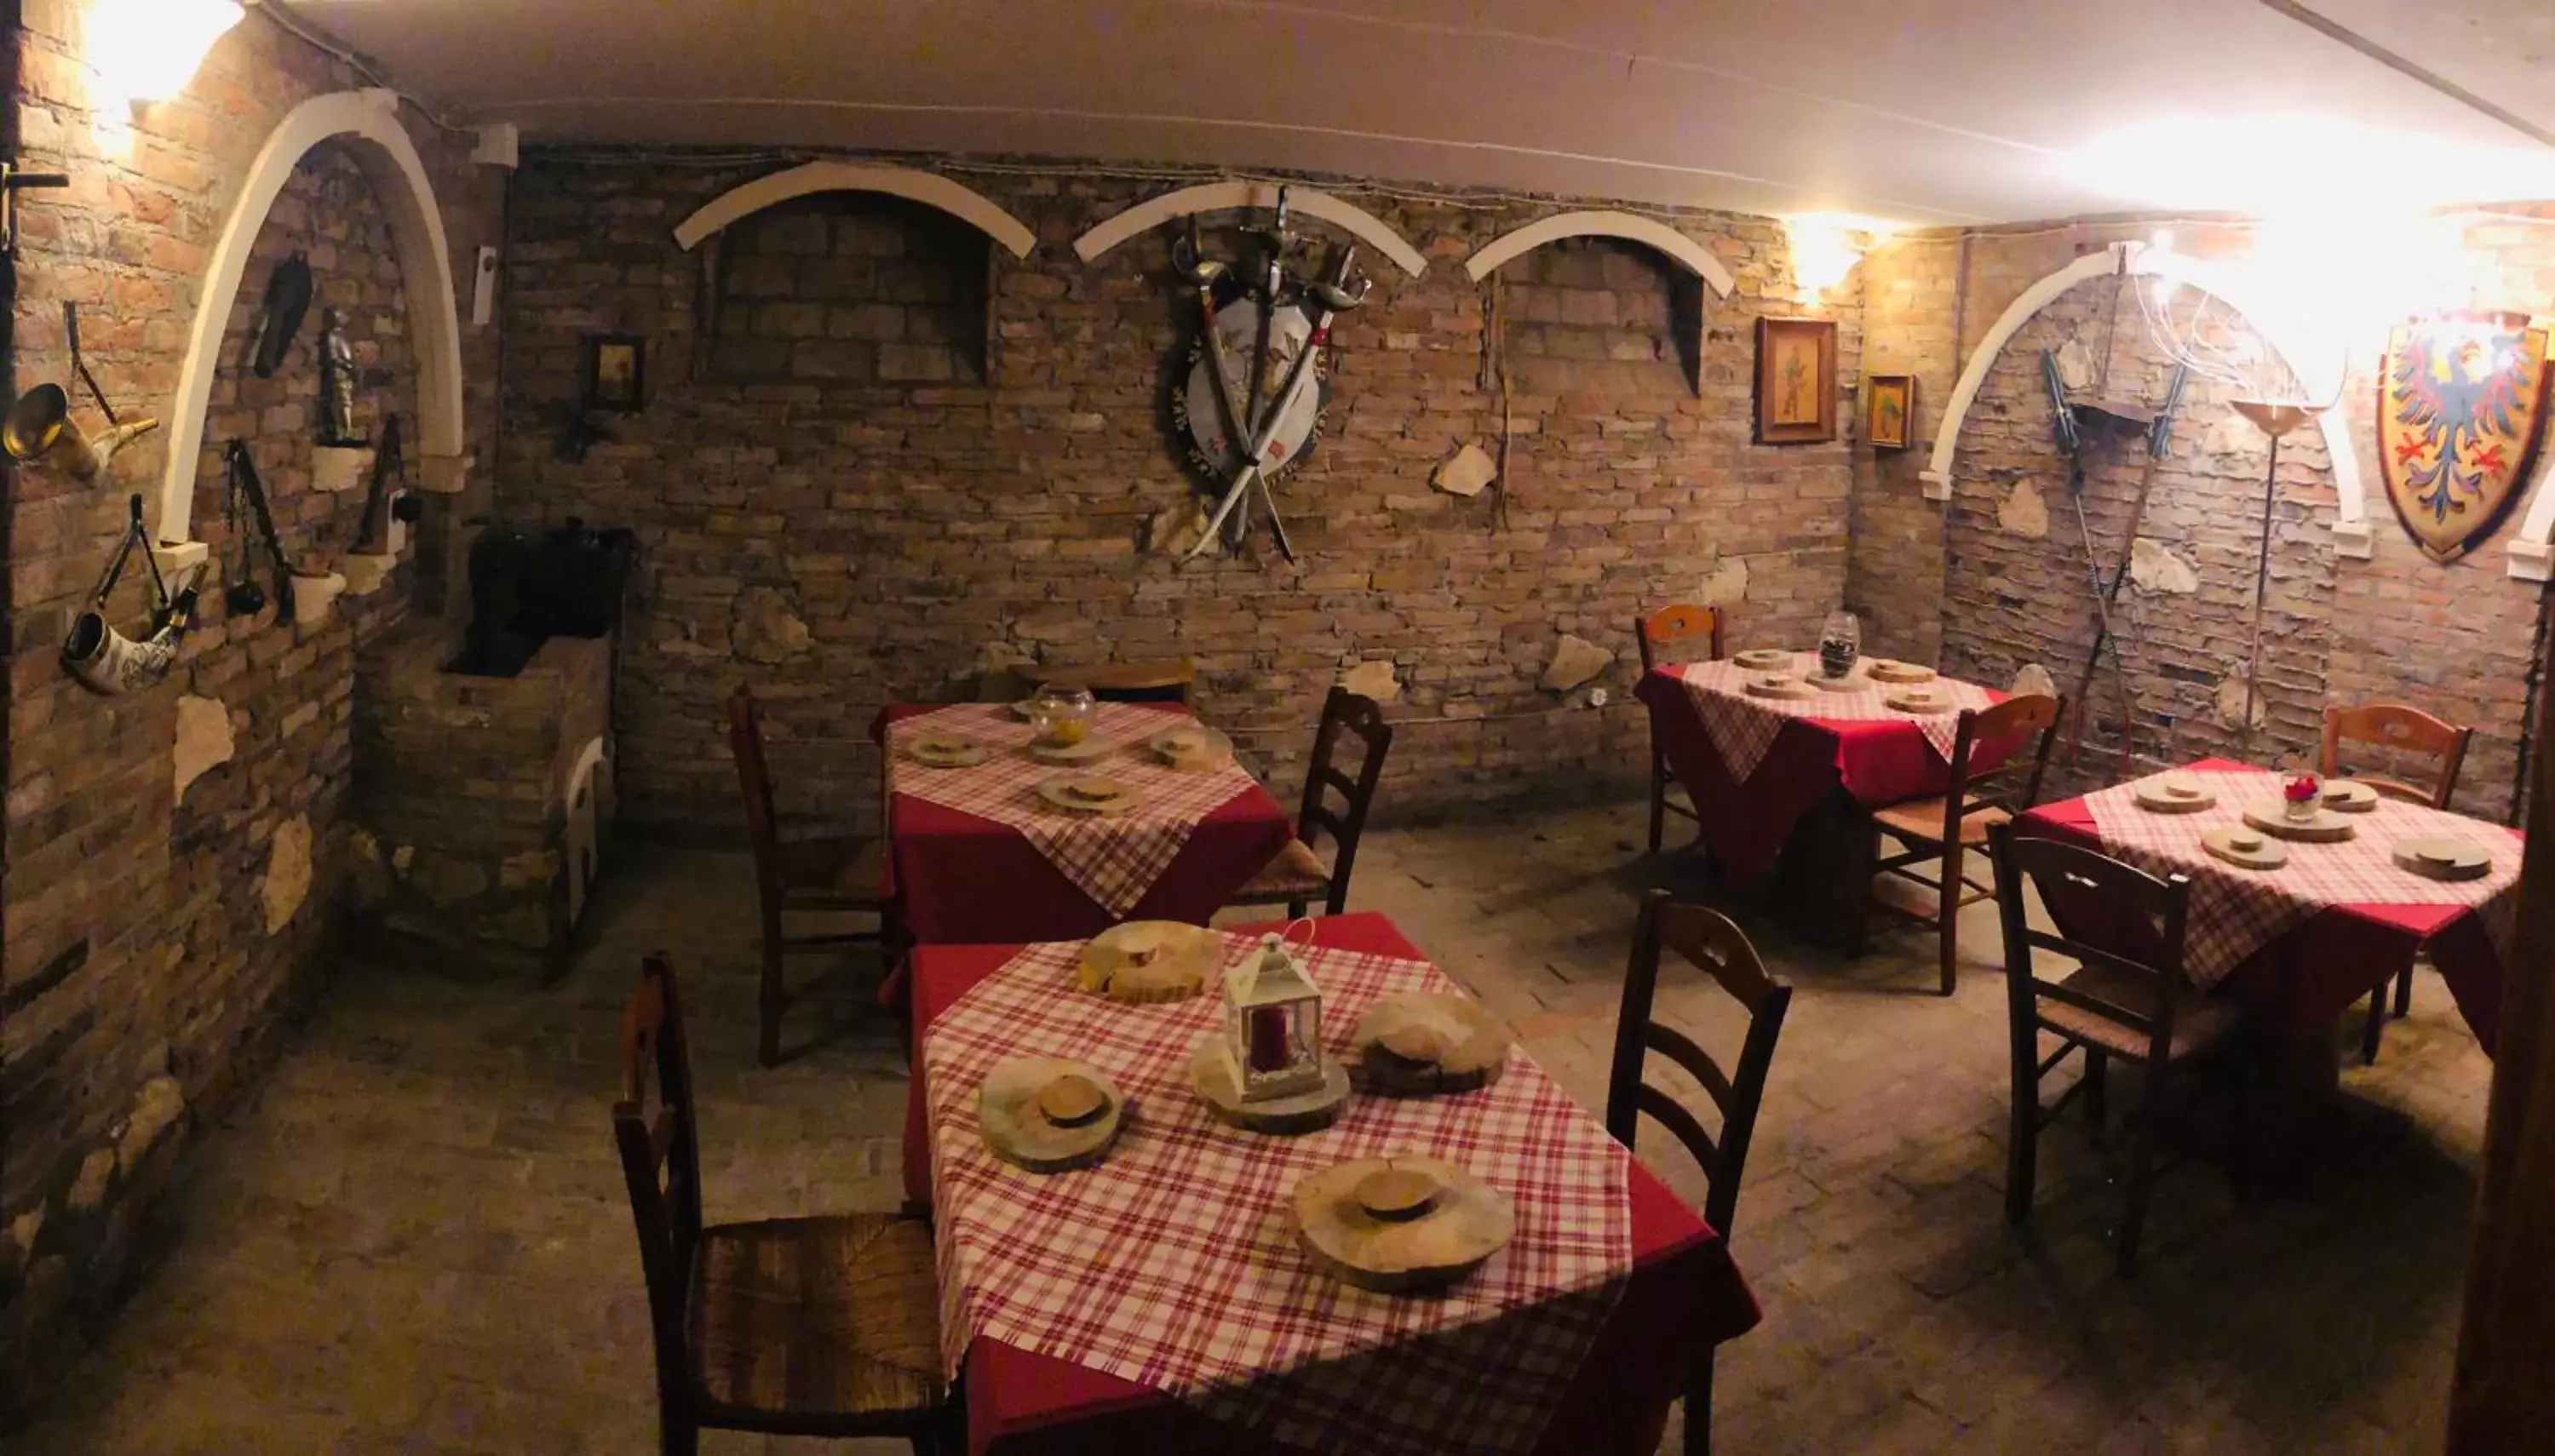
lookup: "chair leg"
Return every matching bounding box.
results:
[1936,841,1963,996]
[659,1412,699,1456]
[2083,1051,2108,1132]
[1683,1350,1714,1456]
[2006,1069,2038,1227]
[2116,1073,2164,1276]
[2392,965,2414,1018]
[1648,753,1668,855]
[2360,985,2385,1066]
[758,916,785,1069]
[1286,897,1308,920]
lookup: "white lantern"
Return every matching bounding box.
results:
[1221,932,1326,1102]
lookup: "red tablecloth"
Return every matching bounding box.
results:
[2015,759,2512,1054]
[1634,666,1986,886]
[904,913,1761,1456]
[872,703,1295,944]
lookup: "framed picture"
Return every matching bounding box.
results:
[583,335,646,413]
[1753,318,1838,444]
[1866,374,1915,450]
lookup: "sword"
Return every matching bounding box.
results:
[1186,246,1365,562]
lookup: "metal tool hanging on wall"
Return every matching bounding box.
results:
[1169,187,1369,563]
[3,304,159,478]
[60,494,204,696]
[248,251,313,378]
[221,439,297,622]
[353,413,422,555]
[2042,347,2190,782]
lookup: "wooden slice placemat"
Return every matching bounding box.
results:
[1351,993,1510,1096]
[1188,1035,1351,1134]
[2321,780,2380,814]
[1149,725,1235,773]
[1733,648,1794,673]
[1074,920,1222,1004]
[1027,736,1117,766]
[979,1056,1128,1172]
[1743,674,1817,701]
[905,733,990,768]
[2202,826,2288,870]
[1867,659,1937,685]
[2392,835,2492,881]
[1293,1156,1515,1293]
[2242,803,2357,843]
[1884,687,1954,714]
[1036,774,1140,816]
[2133,775,2217,813]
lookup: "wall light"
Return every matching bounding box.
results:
[87,0,243,113]
[1781,212,1899,298]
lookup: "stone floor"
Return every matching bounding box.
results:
[13,801,2491,1454]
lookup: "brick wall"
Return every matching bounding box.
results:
[1,7,502,1417]
[498,159,1859,839]
[1851,218,2553,817]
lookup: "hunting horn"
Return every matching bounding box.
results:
[3,382,160,479]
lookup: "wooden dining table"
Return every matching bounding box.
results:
[1634,654,2012,947]
[903,912,1760,1455]
[871,701,1295,945]
[2015,758,2522,1056]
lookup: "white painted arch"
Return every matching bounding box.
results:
[672,161,1036,257]
[1917,241,2374,565]
[1462,209,1737,297]
[1072,181,1429,278]
[159,89,465,550]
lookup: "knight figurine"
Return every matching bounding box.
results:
[317,307,362,446]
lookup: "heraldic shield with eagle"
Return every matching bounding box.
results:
[2379,311,2553,564]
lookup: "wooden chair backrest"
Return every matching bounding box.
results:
[726,685,785,909]
[612,953,708,1413]
[1635,603,1726,673]
[1987,826,2193,1072]
[2320,702,2472,810]
[1939,692,2063,840]
[1041,658,1197,707]
[1298,688,1393,906]
[1605,891,1793,1237]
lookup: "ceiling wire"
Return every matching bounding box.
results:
[251,0,473,134]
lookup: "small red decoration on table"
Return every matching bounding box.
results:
[2284,772,2319,805]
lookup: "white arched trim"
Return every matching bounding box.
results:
[1462,210,1737,297]
[672,161,1035,257]
[1072,181,1429,278]
[1918,241,2372,568]
[158,89,465,551]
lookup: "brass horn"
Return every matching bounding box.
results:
[3,382,158,479]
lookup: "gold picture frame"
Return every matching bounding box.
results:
[1754,318,1837,444]
[1866,374,1915,450]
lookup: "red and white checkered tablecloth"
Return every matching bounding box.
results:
[887,702,1262,919]
[924,931,1633,1456]
[2079,767,2523,989]
[1670,656,1995,784]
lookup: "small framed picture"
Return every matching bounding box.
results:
[1754,318,1838,444]
[1866,374,1915,450]
[583,335,646,413]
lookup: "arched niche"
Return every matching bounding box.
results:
[1073,181,1429,278]
[672,161,1036,257]
[1462,210,1737,297]
[158,89,465,554]
[1918,241,2375,563]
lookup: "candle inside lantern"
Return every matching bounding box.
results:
[1248,1005,1292,1073]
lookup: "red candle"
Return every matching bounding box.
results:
[1248,1006,1292,1074]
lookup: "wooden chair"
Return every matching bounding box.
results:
[728,685,894,1067]
[1634,604,1727,854]
[1987,826,2241,1275]
[1604,890,1792,1456]
[1229,687,1393,918]
[2320,702,2473,1063]
[1038,657,1198,707]
[1870,693,2063,995]
[612,953,954,1455]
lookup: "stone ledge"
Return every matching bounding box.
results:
[2332,519,2376,562]
[2507,537,2552,582]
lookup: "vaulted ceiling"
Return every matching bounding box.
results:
[281,0,2555,224]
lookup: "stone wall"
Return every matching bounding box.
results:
[0,7,502,1417]
[498,159,1858,838]
[1850,218,2554,817]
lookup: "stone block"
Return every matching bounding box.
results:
[1541,633,1614,692]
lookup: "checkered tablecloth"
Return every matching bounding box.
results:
[887,702,1263,918]
[1670,656,1996,784]
[924,931,1633,1456]
[2078,766,2523,988]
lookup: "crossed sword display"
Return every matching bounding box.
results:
[1180,233,1368,563]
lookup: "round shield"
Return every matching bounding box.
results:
[1174,295,1324,486]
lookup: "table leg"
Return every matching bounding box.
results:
[1769,787,1877,952]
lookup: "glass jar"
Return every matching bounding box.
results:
[1029,683,1096,747]
[1817,610,1862,679]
